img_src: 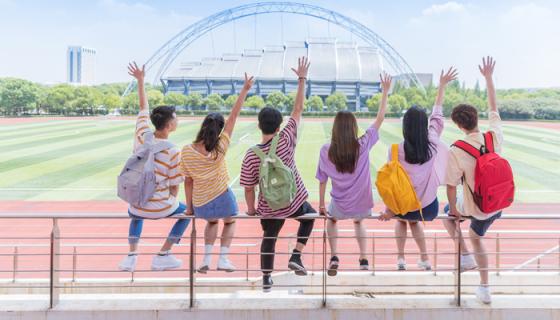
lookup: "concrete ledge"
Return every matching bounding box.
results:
[1,293,560,320]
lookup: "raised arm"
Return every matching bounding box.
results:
[435,67,458,107]
[128,62,148,112]
[223,73,254,137]
[290,56,311,124]
[479,56,497,113]
[373,72,392,130]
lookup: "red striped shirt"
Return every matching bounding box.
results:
[240,117,308,218]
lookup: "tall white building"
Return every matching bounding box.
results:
[67,46,96,85]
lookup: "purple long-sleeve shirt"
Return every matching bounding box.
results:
[388,105,449,208]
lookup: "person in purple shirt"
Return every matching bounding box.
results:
[316,73,391,276]
[378,67,458,271]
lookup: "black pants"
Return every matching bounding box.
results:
[260,202,316,274]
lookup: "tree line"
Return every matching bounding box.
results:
[1,77,559,120]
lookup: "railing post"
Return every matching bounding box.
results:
[371,232,375,276]
[49,218,60,309]
[12,246,18,283]
[322,217,327,307]
[558,238,560,275]
[496,233,500,276]
[312,234,316,275]
[454,221,461,307]
[245,247,249,281]
[189,217,196,309]
[433,234,437,276]
[537,258,541,272]
[72,246,77,282]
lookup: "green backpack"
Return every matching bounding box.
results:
[251,135,297,210]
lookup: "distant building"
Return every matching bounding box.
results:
[67,46,96,85]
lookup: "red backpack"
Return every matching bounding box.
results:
[453,132,515,214]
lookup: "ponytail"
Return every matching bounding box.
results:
[194,113,225,159]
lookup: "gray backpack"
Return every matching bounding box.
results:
[117,133,174,207]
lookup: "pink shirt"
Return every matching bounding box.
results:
[388,105,449,208]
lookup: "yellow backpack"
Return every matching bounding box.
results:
[375,144,423,218]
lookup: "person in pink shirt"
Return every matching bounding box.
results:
[379,67,458,271]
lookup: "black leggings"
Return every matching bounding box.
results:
[260,202,316,274]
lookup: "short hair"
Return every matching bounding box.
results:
[150,106,176,131]
[451,104,478,131]
[258,107,283,135]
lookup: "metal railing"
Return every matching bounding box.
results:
[1,213,559,309]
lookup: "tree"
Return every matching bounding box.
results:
[285,92,297,112]
[147,90,164,107]
[0,78,41,115]
[365,94,382,112]
[103,94,122,111]
[45,84,75,115]
[164,92,187,107]
[305,95,323,111]
[185,92,203,110]
[325,92,347,111]
[265,91,287,110]
[224,94,238,110]
[245,95,265,110]
[388,94,407,115]
[205,93,225,111]
[73,86,101,115]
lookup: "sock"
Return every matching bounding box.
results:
[202,244,213,265]
[219,246,230,259]
[291,249,301,260]
[158,250,169,256]
[128,251,138,256]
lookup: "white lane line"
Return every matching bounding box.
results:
[229,174,240,188]
[511,245,559,271]
[239,133,250,142]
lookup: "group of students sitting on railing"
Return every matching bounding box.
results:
[116,56,514,304]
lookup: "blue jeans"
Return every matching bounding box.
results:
[128,202,190,244]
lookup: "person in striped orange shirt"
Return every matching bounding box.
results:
[180,73,254,273]
[118,62,190,272]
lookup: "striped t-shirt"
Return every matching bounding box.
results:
[240,117,308,218]
[128,110,184,219]
[179,132,231,207]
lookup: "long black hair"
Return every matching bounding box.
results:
[402,106,435,165]
[194,112,225,158]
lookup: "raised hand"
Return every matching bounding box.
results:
[439,67,459,87]
[291,56,311,79]
[127,62,145,82]
[380,72,392,93]
[478,56,496,79]
[242,72,255,91]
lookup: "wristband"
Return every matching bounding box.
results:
[298,77,307,80]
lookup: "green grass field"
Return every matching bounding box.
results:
[0,117,559,203]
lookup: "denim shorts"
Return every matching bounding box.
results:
[444,203,502,237]
[398,198,439,222]
[327,201,372,220]
[194,188,238,220]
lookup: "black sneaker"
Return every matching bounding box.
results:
[328,256,339,276]
[359,258,369,271]
[288,251,308,276]
[263,274,273,293]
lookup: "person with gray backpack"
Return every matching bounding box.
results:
[117,62,189,272]
[240,57,316,292]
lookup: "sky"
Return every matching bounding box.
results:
[0,0,559,89]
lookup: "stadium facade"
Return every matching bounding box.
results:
[162,39,385,110]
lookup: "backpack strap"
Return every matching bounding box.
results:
[453,140,481,159]
[484,131,495,153]
[391,144,399,162]
[151,140,175,154]
[269,135,280,157]
[250,146,268,162]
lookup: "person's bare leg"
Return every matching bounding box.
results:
[354,219,367,260]
[409,221,429,261]
[443,219,470,255]
[327,219,338,257]
[220,218,236,248]
[469,228,488,285]
[205,220,219,246]
[395,220,408,260]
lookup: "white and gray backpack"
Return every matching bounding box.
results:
[117,133,174,207]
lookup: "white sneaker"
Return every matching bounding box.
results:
[397,258,406,271]
[417,260,432,271]
[118,254,137,272]
[151,254,182,271]
[217,257,236,272]
[476,286,492,304]
[460,254,478,272]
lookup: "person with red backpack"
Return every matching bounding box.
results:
[443,56,514,304]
